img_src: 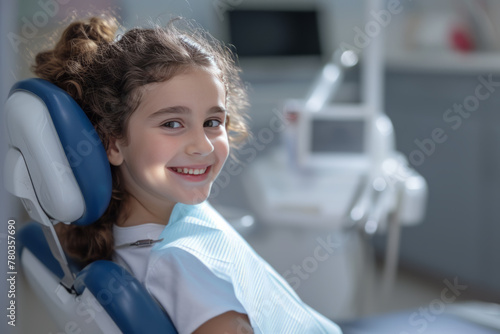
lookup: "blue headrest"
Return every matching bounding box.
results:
[9,79,112,226]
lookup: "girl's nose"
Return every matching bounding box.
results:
[185,129,214,156]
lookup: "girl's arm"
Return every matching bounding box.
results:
[192,311,253,334]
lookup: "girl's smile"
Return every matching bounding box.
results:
[167,165,212,182]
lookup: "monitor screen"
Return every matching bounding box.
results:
[227,9,321,57]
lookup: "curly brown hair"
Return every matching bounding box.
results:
[32,16,249,264]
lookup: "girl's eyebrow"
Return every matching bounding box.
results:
[148,106,189,119]
[209,106,227,115]
[149,105,226,118]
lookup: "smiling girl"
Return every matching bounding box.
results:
[33,16,342,334]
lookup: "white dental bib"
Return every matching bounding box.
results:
[146,201,342,334]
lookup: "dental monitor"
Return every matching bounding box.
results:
[286,101,374,171]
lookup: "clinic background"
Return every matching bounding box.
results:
[1,0,500,333]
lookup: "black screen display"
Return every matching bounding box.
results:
[228,9,321,57]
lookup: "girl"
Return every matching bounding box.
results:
[34,16,342,334]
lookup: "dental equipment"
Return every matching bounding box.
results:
[243,0,428,318]
[304,49,359,113]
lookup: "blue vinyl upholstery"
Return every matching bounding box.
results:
[74,261,177,334]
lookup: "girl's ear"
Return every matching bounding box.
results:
[107,137,124,166]
[225,114,230,129]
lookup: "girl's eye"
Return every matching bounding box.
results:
[162,121,182,129]
[204,119,222,128]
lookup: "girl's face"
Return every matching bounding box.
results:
[108,68,229,213]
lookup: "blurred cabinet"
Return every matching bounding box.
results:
[383,69,500,298]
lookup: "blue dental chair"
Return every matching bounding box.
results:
[4,78,177,334]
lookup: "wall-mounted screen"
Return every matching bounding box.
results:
[227,9,321,57]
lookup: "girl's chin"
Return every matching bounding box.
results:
[185,196,208,205]
[177,188,212,205]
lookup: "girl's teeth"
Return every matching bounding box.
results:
[174,167,207,175]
